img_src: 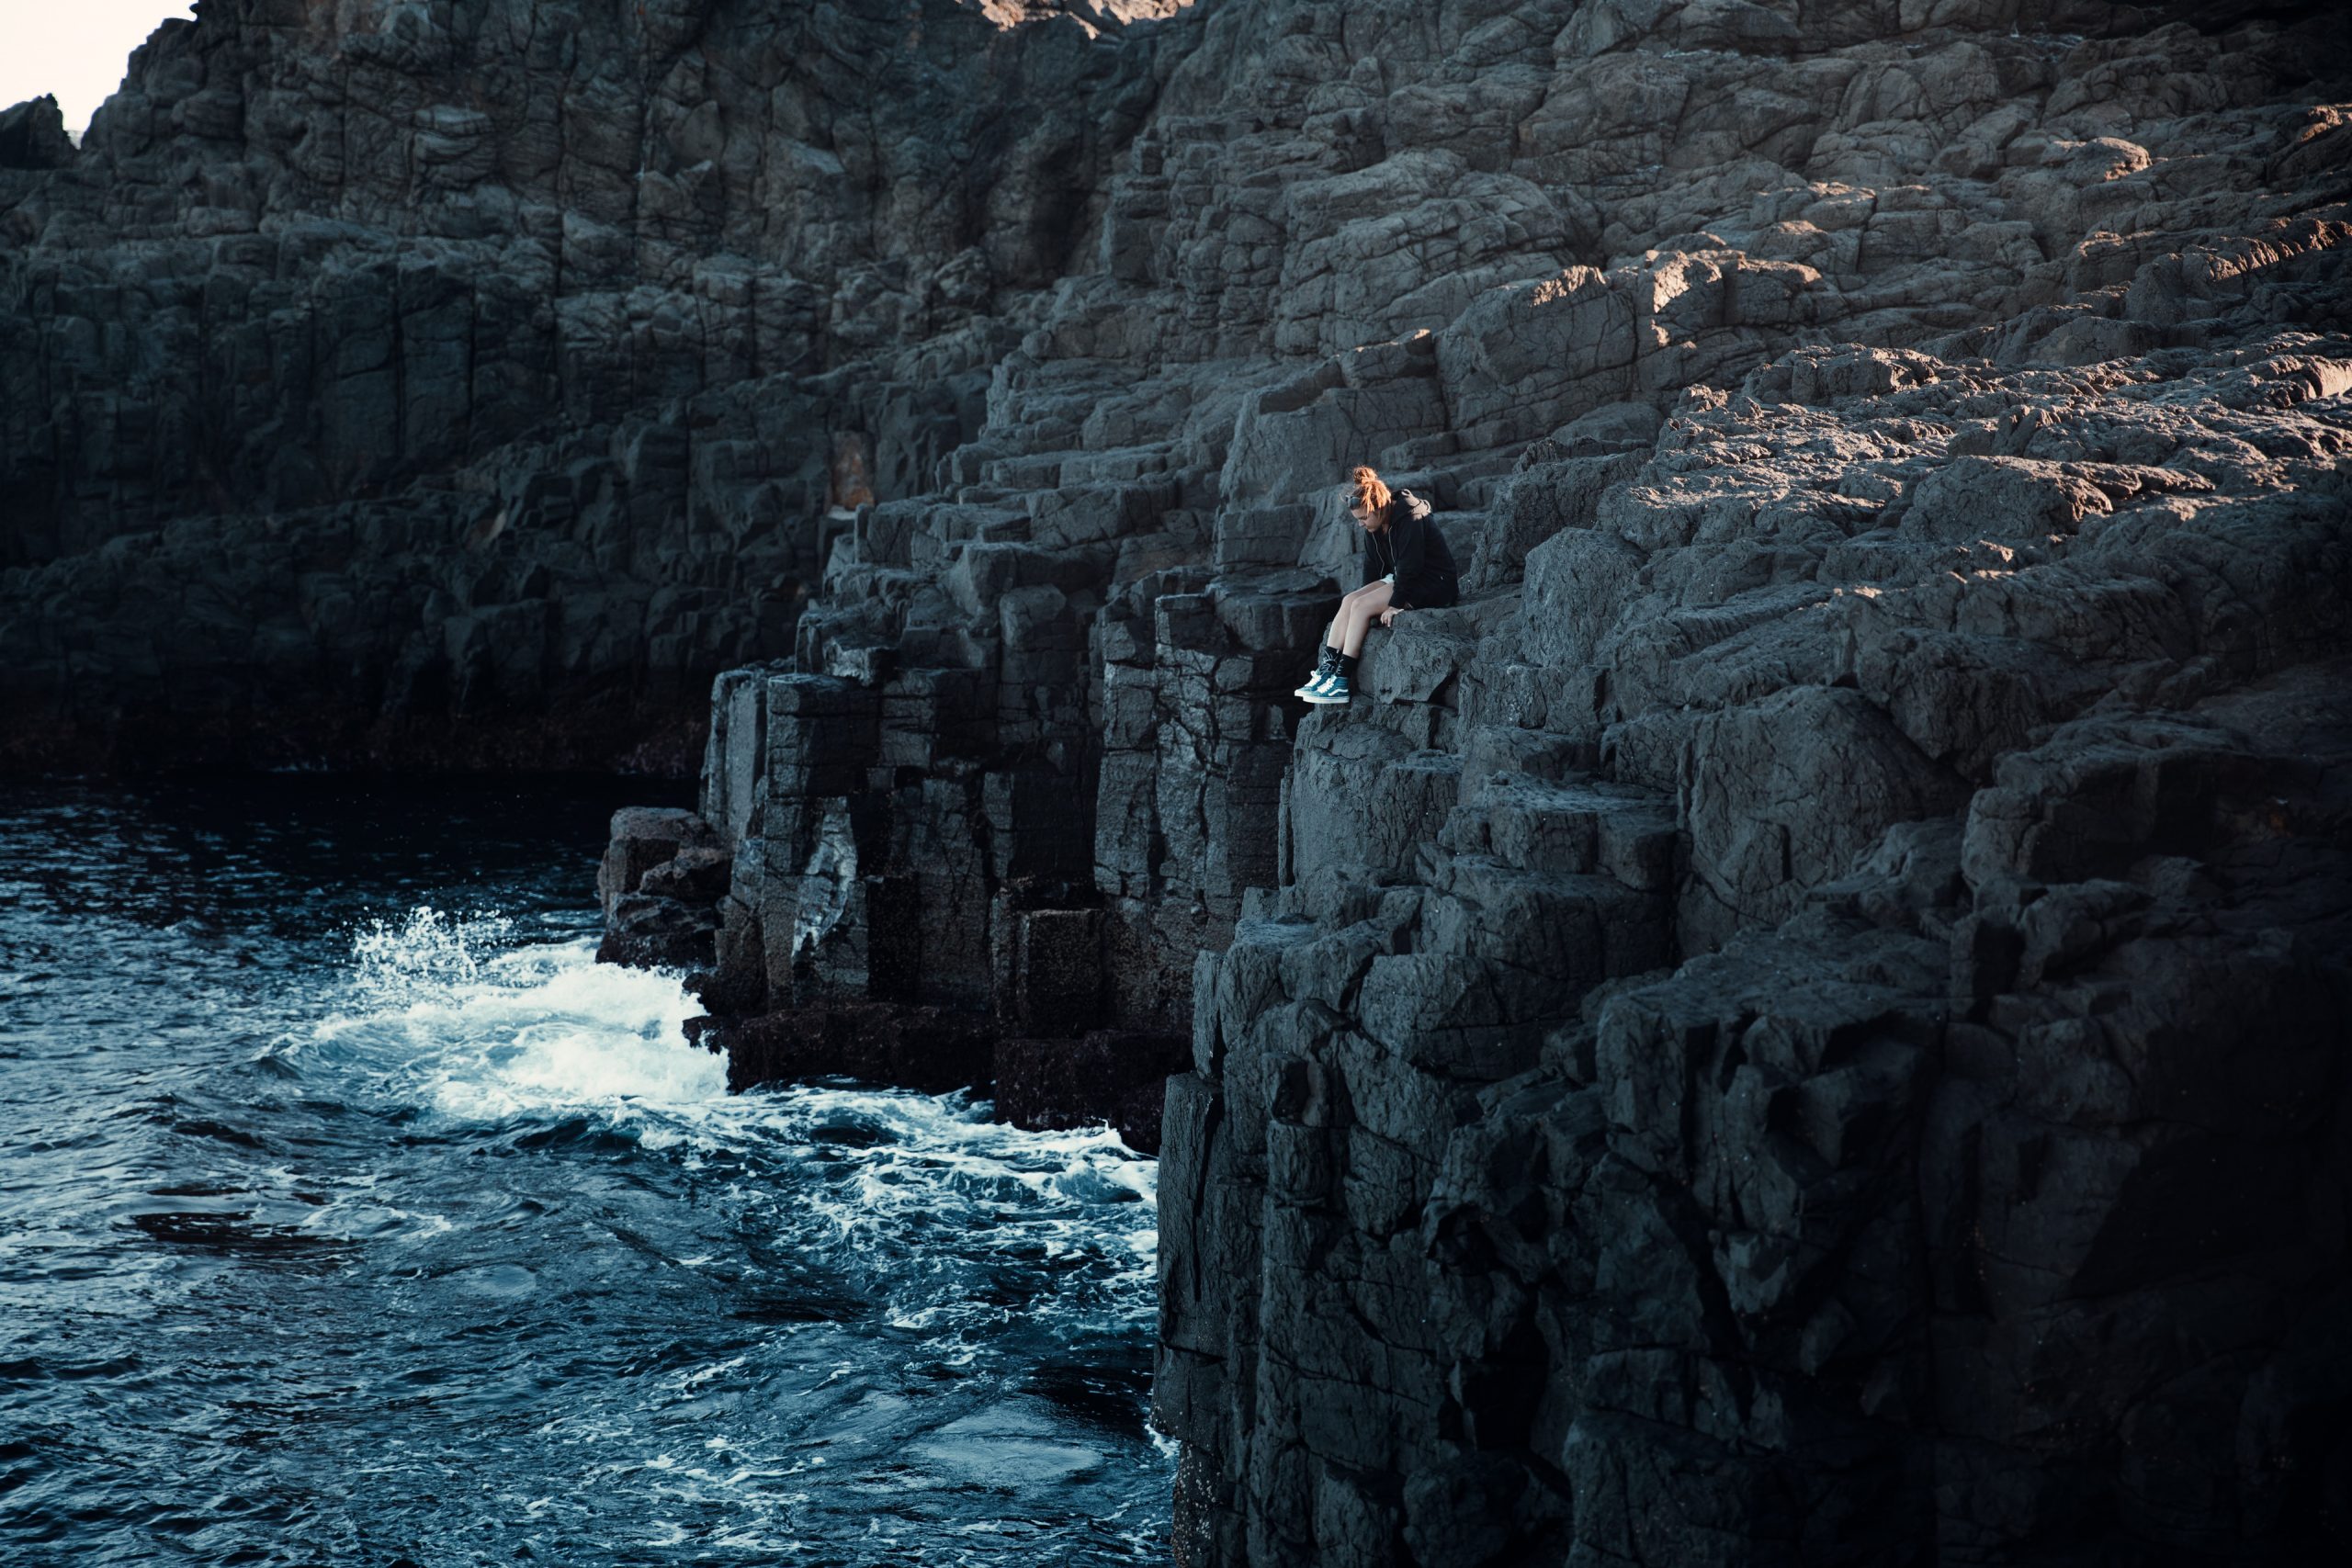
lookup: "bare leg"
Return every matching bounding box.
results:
[1327,584,1375,650]
[1340,581,1393,657]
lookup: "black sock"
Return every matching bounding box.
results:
[1336,651,1358,678]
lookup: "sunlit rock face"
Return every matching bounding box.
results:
[13,0,2352,1560]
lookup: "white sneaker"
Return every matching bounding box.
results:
[1293,666,1333,698]
[1300,672,1351,705]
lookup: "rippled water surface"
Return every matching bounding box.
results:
[0,778,1171,1565]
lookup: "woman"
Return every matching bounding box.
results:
[1295,465,1460,705]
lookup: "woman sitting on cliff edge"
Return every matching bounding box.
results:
[1295,465,1460,705]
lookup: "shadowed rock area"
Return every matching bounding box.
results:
[2,0,1189,769]
[9,0,2352,1562]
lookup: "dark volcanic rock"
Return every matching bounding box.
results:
[639,844,731,905]
[637,2,2345,1561]
[0,97,74,171]
[594,807,727,969]
[12,0,2352,1561]
[996,1029,1191,1153]
[708,1001,997,1096]
[0,0,1190,771]
[597,807,721,918]
[594,890,719,971]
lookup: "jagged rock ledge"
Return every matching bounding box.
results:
[564,2,2352,1557]
[605,321,2352,1561]
[1,0,1195,773]
[595,780,1190,1153]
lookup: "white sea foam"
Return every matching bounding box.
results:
[308,906,1157,1198]
[305,905,1161,1371]
[348,904,515,989]
[14,847,1175,1562]
[306,907,724,1124]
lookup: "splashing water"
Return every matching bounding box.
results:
[0,779,1173,1565]
[321,908,722,1122]
[348,903,516,989]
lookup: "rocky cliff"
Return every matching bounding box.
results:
[1,0,1187,768]
[13,0,2352,1561]
[652,3,2352,1560]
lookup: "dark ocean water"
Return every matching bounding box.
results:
[0,777,1171,1566]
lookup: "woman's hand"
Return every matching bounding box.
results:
[1377,607,1398,627]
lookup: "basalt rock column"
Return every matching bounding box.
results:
[0,0,1191,769]
[1151,336,2352,1562]
[554,2,2352,1553]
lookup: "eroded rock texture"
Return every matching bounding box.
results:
[8,0,2352,1560]
[0,0,1186,768]
[656,3,2346,1561]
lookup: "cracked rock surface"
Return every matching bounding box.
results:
[2,0,1184,768]
[691,4,2350,1560]
[9,0,2352,1560]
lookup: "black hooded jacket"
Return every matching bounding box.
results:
[1361,489,1460,608]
